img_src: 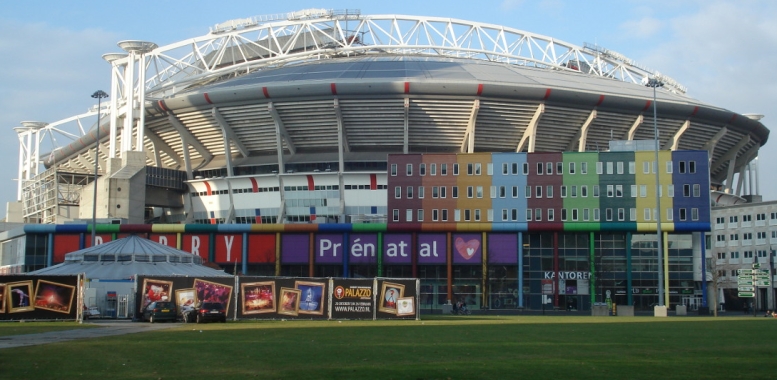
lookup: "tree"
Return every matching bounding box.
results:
[704,257,724,317]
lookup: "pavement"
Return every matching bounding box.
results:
[0,320,180,349]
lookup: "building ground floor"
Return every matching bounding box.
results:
[0,224,732,312]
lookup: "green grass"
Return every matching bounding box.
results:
[1,316,776,379]
[0,321,95,337]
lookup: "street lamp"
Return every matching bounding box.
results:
[644,77,665,307]
[91,90,109,247]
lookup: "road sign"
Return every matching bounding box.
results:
[739,292,755,298]
[756,275,771,280]
[738,286,755,292]
[738,279,754,286]
[757,281,771,287]
[753,263,761,269]
[757,269,770,274]
[738,269,755,275]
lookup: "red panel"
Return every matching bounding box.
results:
[248,234,276,263]
[370,174,377,190]
[330,83,337,95]
[262,87,270,98]
[85,234,113,248]
[204,93,213,104]
[181,234,210,261]
[476,83,483,96]
[53,235,81,264]
[250,177,259,193]
[306,175,314,191]
[204,181,212,196]
[149,233,177,248]
[404,82,410,94]
[214,233,243,264]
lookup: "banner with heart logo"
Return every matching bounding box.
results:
[452,234,482,264]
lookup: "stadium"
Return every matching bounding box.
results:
[5,9,769,313]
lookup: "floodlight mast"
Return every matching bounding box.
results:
[644,77,665,308]
[90,90,109,247]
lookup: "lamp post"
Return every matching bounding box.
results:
[644,78,665,307]
[91,90,109,247]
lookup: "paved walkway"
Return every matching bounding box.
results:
[0,320,180,349]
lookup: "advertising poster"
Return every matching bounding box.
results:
[134,276,236,319]
[193,279,233,312]
[237,277,328,320]
[0,276,80,320]
[140,279,173,312]
[331,278,374,320]
[376,278,418,320]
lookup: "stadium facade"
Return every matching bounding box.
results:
[4,10,771,312]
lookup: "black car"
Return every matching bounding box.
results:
[143,301,177,323]
[191,302,227,323]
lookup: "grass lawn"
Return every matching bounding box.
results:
[0,321,96,337]
[1,315,775,379]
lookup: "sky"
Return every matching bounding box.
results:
[1,0,775,218]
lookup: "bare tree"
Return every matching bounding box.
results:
[704,257,724,317]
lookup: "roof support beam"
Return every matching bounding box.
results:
[212,107,249,158]
[516,103,544,152]
[167,113,214,169]
[403,98,409,154]
[702,127,728,159]
[334,98,347,173]
[268,102,288,173]
[732,145,760,195]
[624,115,644,140]
[460,99,480,153]
[711,135,750,175]
[663,119,690,151]
[145,129,183,169]
[566,109,597,152]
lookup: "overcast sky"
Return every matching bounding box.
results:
[1,0,774,217]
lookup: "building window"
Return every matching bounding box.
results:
[512,162,519,175]
[547,209,554,221]
[546,185,553,198]
[615,185,623,197]
[666,161,673,174]
[394,186,401,199]
[572,208,579,221]
[644,208,651,221]
[452,186,458,198]
[433,209,439,222]
[522,162,529,175]
[593,185,600,198]
[594,208,600,221]
[607,185,614,197]
[557,162,564,174]
[393,209,399,222]
[561,208,567,221]
[607,162,614,174]
[569,162,576,174]
[453,163,459,175]
[418,186,425,199]
[467,186,473,198]
[406,164,413,176]
[407,186,413,199]
[419,164,426,176]
[643,161,650,174]
[430,163,436,176]
[474,163,481,175]
[571,186,577,198]
[683,184,691,197]
[640,185,647,198]
[512,186,519,198]
[487,163,493,175]
[581,185,588,197]
[679,208,687,221]
[628,161,635,174]
[596,161,603,174]
[535,186,543,198]
[502,163,509,175]
[441,164,448,175]
[406,209,413,222]
[689,161,696,173]
[668,184,674,198]
[525,186,532,198]
[535,208,542,221]
[581,162,588,174]
[605,208,612,221]
[526,209,533,221]
[467,163,474,175]
[455,209,461,222]
[537,162,544,175]
[390,164,397,176]
[561,186,567,198]
[418,209,424,222]
[679,161,686,173]
[618,208,625,221]
[474,209,481,221]
[631,185,638,198]
[629,208,636,221]
[617,162,624,174]
[442,209,448,222]
[464,209,471,221]
[546,162,553,175]
[476,186,483,198]
[583,208,590,221]
[499,186,506,198]
[502,209,508,221]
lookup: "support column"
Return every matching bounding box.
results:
[626,232,633,306]
[447,232,453,304]
[590,231,596,307]
[518,232,524,308]
[241,232,248,275]
[482,231,488,309]
[664,231,670,307]
[553,232,559,309]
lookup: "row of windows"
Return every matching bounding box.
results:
[715,231,772,241]
[191,187,280,197]
[343,185,388,190]
[391,207,698,222]
[717,250,772,260]
[390,160,697,177]
[393,184,699,200]
[192,184,391,197]
[716,212,777,225]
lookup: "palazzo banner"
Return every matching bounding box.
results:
[330,278,374,320]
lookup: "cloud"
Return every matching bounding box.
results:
[500,0,524,12]
[619,17,663,39]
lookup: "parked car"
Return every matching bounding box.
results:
[191,302,227,323]
[143,301,177,323]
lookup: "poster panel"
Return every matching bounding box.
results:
[34,280,75,314]
[215,234,243,264]
[248,234,276,263]
[237,277,328,320]
[452,234,482,264]
[0,283,5,313]
[134,276,235,319]
[7,280,34,313]
[52,235,81,264]
[376,278,418,320]
[242,281,276,315]
[140,279,173,312]
[181,234,210,261]
[193,279,234,312]
[330,278,374,320]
